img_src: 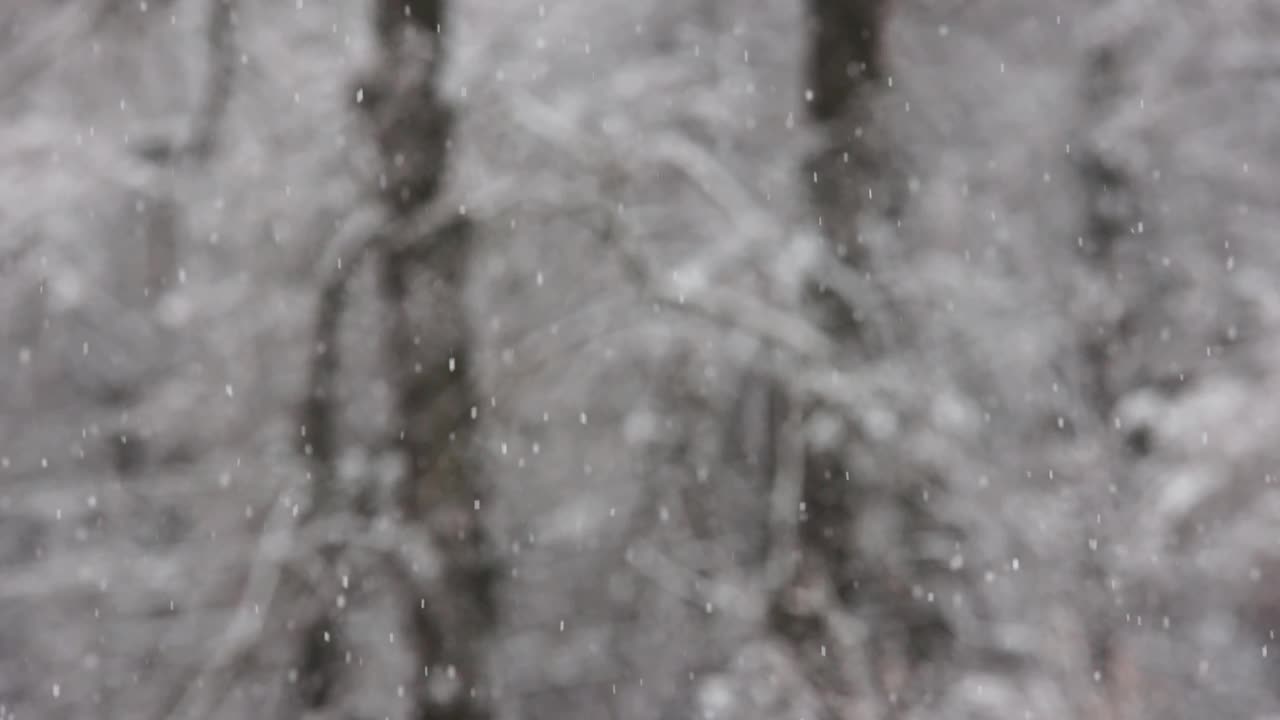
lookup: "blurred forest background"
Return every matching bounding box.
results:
[2,1,1279,718]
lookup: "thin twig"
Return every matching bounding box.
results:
[184,0,238,160]
[161,489,298,720]
[762,398,807,595]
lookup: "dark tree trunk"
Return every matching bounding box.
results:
[296,1,493,717]
[362,4,494,717]
[805,0,890,121]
